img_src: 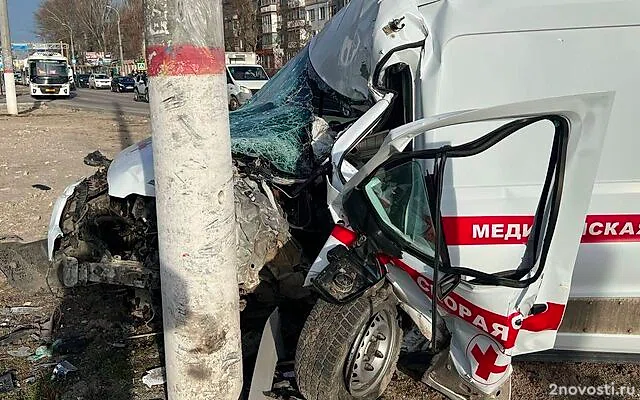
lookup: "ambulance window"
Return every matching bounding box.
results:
[357,116,568,288]
[364,160,436,257]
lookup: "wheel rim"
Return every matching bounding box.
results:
[345,309,396,397]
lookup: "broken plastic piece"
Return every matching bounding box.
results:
[83,150,111,167]
[7,346,32,357]
[28,345,52,362]
[51,360,78,380]
[141,367,166,388]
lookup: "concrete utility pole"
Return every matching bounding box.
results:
[144,1,242,399]
[0,0,17,115]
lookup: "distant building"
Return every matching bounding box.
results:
[227,0,347,73]
[331,0,350,14]
[305,0,331,36]
[223,0,260,53]
[282,0,309,62]
[223,0,244,52]
[257,0,281,71]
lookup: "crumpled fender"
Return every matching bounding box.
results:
[47,138,157,261]
[47,180,83,260]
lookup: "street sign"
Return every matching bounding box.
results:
[11,43,28,51]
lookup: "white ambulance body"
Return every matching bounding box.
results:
[412,0,640,354]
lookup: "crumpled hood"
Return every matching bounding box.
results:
[309,0,426,101]
[107,137,156,198]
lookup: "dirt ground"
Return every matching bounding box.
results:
[1,106,639,399]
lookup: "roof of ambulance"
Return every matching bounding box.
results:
[417,0,640,38]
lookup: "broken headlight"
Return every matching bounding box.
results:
[311,245,384,304]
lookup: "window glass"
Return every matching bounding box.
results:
[364,160,436,257]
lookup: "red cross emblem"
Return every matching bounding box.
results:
[471,343,508,380]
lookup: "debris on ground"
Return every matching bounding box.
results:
[142,367,166,388]
[51,360,78,380]
[31,184,51,191]
[83,150,111,168]
[28,344,53,362]
[263,362,300,399]
[0,371,16,393]
[7,346,32,358]
[1,306,44,315]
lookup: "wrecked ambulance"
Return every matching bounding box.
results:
[47,0,640,399]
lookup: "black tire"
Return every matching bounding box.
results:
[295,292,402,400]
[229,95,240,111]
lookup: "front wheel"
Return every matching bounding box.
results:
[295,291,402,400]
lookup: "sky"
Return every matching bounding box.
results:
[8,0,41,43]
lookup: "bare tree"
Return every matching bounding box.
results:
[36,0,114,55]
[120,0,144,59]
[72,0,113,54]
[34,0,81,46]
[233,0,259,52]
[36,0,145,62]
[223,0,259,52]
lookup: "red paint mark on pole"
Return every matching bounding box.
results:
[146,45,225,77]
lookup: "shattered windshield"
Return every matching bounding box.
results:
[229,46,373,178]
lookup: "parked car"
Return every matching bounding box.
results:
[227,64,270,94]
[76,74,90,88]
[227,69,252,110]
[111,76,136,93]
[133,74,148,102]
[88,74,111,89]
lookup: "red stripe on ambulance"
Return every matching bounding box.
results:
[332,225,565,349]
[442,214,640,245]
[378,254,564,349]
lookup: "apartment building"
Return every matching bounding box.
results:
[305,0,331,36]
[253,0,352,72]
[257,0,281,70]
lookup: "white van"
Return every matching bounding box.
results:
[226,64,269,94]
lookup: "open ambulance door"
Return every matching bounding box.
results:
[324,92,614,398]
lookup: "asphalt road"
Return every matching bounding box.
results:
[1,86,151,116]
[53,87,151,116]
